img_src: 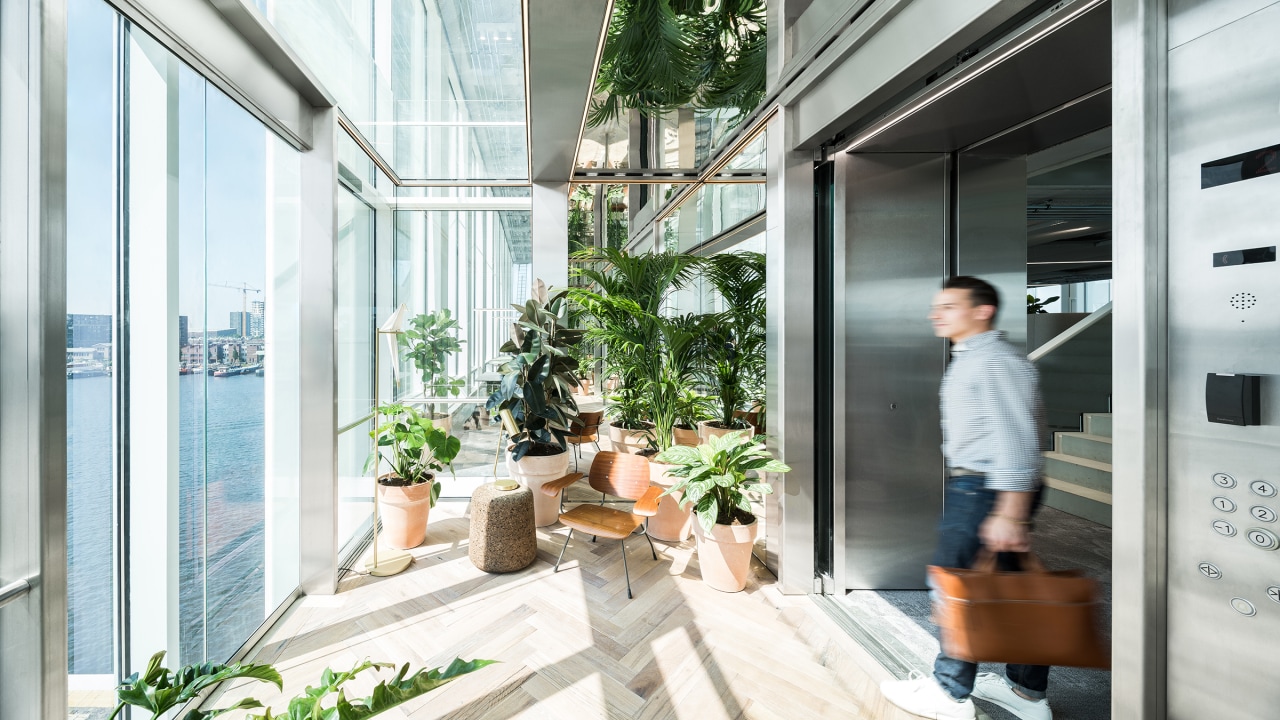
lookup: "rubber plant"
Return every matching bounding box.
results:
[399,309,465,418]
[363,403,461,507]
[588,0,767,128]
[653,430,789,533]
[110,650,494,720]
[486,279,584,460]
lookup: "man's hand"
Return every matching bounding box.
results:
[980,514,1031,552]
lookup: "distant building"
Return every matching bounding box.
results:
[249,300,264,338]
[66,314,112,349]
[230,311,244,337]
[178,315,188,353]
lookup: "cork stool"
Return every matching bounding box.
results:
[468,481,537,573]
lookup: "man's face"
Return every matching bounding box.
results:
[929,288,994,342]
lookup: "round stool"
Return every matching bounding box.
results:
[469,482,537,573]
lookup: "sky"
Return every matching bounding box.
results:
[66,0,275,333]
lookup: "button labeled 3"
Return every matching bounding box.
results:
[1247,528,1279,550]
[1251,505,1277,523]
[1213,496,1237,512]
[1199,562,1222,579]
[1251,480,1278,498]
[1213,473,1237,488]
[1213,519,1237,537]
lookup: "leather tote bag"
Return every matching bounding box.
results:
[927,551,1110,669]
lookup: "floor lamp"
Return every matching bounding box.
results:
[366,303,413,577]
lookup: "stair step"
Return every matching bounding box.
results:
[1043,477,1113,527]
[1055,432,1112,464]
[1083,412,1112,439]
[1042,451,1112,494]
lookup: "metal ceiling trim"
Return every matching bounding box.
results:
[568,0,616,178]
[960,84,1112,153]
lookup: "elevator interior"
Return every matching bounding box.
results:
[823,1,1114,716]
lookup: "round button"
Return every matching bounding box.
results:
[1213,496,1237,513]
[1214,473,1237,488]
[1247,527,1279,550]
[1231,597,1257,616]
[1251,480,1278,498]
[1251,505,1277,523]
[1199,562,1222,579]
[1213,519,1237,537]
[1267,586,1280,604]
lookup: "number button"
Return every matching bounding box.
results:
[1251,480,1278,498]
[1213,496,1237,513]
[1199,562,1222,579]
[1214,473,1237,488]
[1213,519,1237,537]
[1251,506,1277,523]
[1268,586,1280,604]
[1247,528,1279,550]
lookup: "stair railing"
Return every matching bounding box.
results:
[1028,301,1112,363]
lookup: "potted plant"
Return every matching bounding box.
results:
[699,252,766,442]
[673,388,715,446]
[110,650,493,719]
[486,279,583,526]
[364,403,461,549]
[400,309,465,429]
[643,313,707,542]
[654,431,790,592]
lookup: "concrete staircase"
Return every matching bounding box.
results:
[1042,412,1112,527]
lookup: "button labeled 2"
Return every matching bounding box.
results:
[1251,505,1277,523]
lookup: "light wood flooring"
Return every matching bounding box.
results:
[205,487,923,720]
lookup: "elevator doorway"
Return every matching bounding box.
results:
[818,2,1114,717]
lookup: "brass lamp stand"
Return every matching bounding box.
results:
[366,304,413,577]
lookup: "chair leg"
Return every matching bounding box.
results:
[554,529,574,572]
[641,527,657,560]
[620,536,632,599]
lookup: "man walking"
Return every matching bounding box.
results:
[880,276,1052,720]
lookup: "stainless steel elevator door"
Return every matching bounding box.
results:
[841,153,949,589]
[1166,4,1280,718]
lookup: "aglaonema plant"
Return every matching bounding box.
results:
[653,430,790,533]
[111,651,495,720]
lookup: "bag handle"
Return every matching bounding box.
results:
[971,550,1047,574]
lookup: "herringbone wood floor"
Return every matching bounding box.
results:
[206,488,920,719]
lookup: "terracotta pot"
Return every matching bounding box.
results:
[377,476,435,549]
[608,423,651,454]
[430,412,453,436]
[507,449,571,527]
[646,460,692,542]
[672,426,700,447]
[693,517,758,592]
[697,420,755,444]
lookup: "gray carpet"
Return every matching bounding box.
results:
[841,506,1112,720]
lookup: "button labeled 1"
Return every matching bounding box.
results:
[1213,496,1237,512]
[1213,519,1237,537]
[1251,505,1277,523]
[1252,480,1278,498]
[1248,528,1279,550]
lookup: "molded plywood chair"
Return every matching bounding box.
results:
[565,410,604,471]
[539,451,662,599]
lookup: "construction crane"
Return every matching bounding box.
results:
[209,281,263,340]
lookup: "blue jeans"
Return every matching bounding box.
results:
[931,474,1050,701]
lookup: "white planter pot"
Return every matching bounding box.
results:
[697,420,755,444]
[693,517,759,593]
[647,460,692,542]
[608,423,651,454]
[507,449,571,527]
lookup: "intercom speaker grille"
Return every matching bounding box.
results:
[1229,292,1257,310]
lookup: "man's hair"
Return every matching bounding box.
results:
[942,275,999,321]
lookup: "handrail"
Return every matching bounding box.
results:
[0,577,33,610]
[1028,301,1112,363]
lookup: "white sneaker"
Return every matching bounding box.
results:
[880,676,976,720]
[970,672,1053,720]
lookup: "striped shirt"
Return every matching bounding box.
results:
[940,330,1044,492]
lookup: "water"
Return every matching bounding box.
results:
[67,373,267,673]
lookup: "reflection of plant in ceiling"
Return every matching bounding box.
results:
[587,0,766,129]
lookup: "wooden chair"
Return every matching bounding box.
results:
[540,451,663,599]
[565,410,604,471]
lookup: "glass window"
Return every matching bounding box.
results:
[336,188,377,550]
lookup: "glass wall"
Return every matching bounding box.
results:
[336,188,377,550]
[66,0,302,712]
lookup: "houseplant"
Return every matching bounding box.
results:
[364,403,461,549]
[654,431,790,592]
[643,313,709,541]
[673,388,715,446]
[400,309,465,426]
[110,650,493,720]
[699,251,766,441]
[486,279,583,526]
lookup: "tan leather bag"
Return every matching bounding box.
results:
[927,551,1110,669]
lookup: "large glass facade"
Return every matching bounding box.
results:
[66,0,302,712]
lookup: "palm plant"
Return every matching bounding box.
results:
[569,248,701,446]
[645,313,707,452]
[588,0,767,128]
[702,251,766,428]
